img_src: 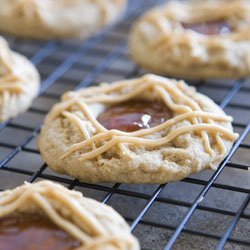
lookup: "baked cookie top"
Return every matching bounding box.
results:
[38,74,238,184]
[0,36,40,122]
[0,0,126,39]
[0,180,139,250]
[130,0,250,79]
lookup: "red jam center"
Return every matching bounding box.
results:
[0,214,81,250]
[97,100,173,132]
[182,20,231,35]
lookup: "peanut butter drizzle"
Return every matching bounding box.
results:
[0,181,136,250]
[50,74,238,162]
[0,38,26,94]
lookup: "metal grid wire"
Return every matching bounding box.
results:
[0,1,249,249]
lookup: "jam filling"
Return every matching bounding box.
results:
[182,19,231,35]
[97,100,173,132]
[0,214,81,250]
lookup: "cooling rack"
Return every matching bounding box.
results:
[0,1,249,249]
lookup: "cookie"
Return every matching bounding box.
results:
[0,36,40,122]
[129,0,250,79]
[0,0,127,39]
[0,180,139,250]
[37,74,238,184]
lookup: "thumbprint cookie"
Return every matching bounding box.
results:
[0,180,139,250]
[38,74,238,184]
[130,0,250,79]
[0,36,40,122]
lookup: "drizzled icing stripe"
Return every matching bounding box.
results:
[0,181,137,250]
[62,124,236,161]
[50,74,238,161]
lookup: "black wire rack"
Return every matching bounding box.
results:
[0,1,249,249]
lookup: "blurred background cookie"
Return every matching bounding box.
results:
[0,36,40,122]
[0,0,127,39]
[38,74,238,184]
[130,0,250,79]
